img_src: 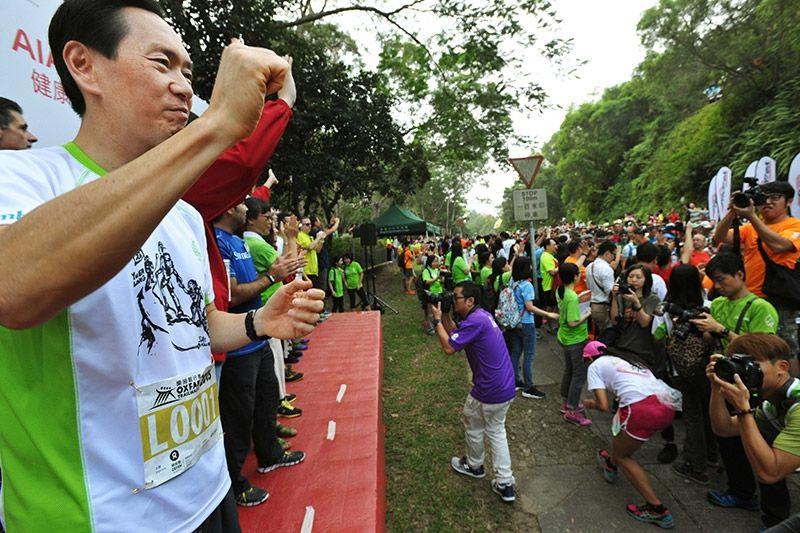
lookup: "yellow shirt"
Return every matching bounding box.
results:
[297,231,318,275]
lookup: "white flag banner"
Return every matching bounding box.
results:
[715,167,731,216]
[789,153,800,219]
[743,161,758,191]
[756,156,777,185]
[708,174,719,223]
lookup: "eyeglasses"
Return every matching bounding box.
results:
[301,222,311,226]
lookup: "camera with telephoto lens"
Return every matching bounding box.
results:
[714,354,764,399]
[732,178,767,209]
[429,291,455,314]
[654,302,707,340]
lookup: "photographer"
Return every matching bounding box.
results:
[689,253,779,513]
[713,181,800,367]
[706,334,800,529]
[653,264,715,485]
[430,282,518,503]
[607,264,661,370]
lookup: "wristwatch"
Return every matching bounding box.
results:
[718,327,730,338]
[245,309,270,342]
[431,319,441,328]
[264,273,275,285]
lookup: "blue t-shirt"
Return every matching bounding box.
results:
[448,308,516,404]
[513,279,536,324]
[214,227,266,356]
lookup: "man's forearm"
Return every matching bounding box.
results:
[709,390,739,437]
[713,210,735,246]
[230,278,268,307]
[0,117,232,329]
[751,216,795,253]
[738,412,783,483]
[207,306,251,354]
[434,323,455,354]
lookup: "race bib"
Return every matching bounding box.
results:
[136,364,222,489]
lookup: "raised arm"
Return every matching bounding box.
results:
[0,43,288,329]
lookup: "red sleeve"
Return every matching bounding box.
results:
[251,185,271,203]
[182,99,292,221]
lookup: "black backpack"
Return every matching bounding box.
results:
[757,239,800,308]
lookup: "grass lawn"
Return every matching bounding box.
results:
[375,266,511,532]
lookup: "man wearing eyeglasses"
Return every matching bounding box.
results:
[713,181,800,371]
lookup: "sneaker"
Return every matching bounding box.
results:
[288,350,304,358]
[235,486,269,507]
[707,490,759,511]
[672,461,709,486]
[597,449,619,483]
[515,380,525,391]
[560,402,585,414]
[292,343,308,351]
[277,400,302,418]
[625,503,674,529]
[284,393,297,404]
[285,354,301,364]
[285,368,304,382]
[277,436,291,451]
[276,423,297,438]
[450,456,486,479]
[657,442,678,464]
[564,410,592,427]
[257,450,306,473]
[521,386,546,399]
[491,480,516,503]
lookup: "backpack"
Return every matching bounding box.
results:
[495,280,523,329]
[397,248,406,269]
[666,332,708,378]
[757,239,800,308]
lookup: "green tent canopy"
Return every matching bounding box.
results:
[373,205,441,236]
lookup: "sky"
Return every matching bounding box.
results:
[331,0,658,217]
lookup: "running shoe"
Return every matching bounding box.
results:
[235,486,269,507]
[450,456,486,479]
[626,503,674,529]
[277,400,302,418]
[559,402,585,414]
[563,410,592,427]
[284,393,297,404]
[285,367,304,382]
[257,451,306,473]
[597,449,619,483]
[277,437,291,451]
[276,423,297,438]
[521,387,546,399]
[491,480,516,503]
[707,490,759,511]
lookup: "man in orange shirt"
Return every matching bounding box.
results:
[564,241,588,294]
[713,181,800,367]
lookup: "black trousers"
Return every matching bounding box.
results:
[348,287,368,310]
[219,344,283,494]
[332,295,344,312]
[193,488,241,533]
[718,433,791,527]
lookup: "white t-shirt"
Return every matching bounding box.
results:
[652,273,667,301]
[587,356,667,407]
[0,144,228,532]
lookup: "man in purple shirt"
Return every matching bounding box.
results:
[431,281,517,503]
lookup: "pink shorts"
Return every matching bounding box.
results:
[615,395,675,442]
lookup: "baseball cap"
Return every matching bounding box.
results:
[583,341,607,359]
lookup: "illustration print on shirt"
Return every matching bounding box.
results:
[133,242,209,356]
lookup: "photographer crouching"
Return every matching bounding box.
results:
[707,334,800,530]
[430,281,518,503]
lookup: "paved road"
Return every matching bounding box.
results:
[502,331,800,532]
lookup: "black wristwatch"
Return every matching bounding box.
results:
[264,273,275,285]
[718,327,730,339]
[245,309,270,342]
[431,319,441,328]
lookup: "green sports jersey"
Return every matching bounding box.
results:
[540,251,558,291]
[422,267,443,294]
[710,294,778,347]
[329,267,345,297]
[557,288,588,345]
[243,232,283,302]
[494,271,511,293]
[451,256,470,284]
[757,378,800,457]
[480,266,492,286]
[344,261,363,289]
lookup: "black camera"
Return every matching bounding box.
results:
[617,278,634,295]
[429,291,454,314]
[714,354,764,397]
[654,302,706,340]
[732,178,767,209]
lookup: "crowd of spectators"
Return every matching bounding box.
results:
[394,182,800,530]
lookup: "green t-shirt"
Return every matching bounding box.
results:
[557,288,588,345]
[540,251,557,291]
[451,256,470,284]
[756,378,800,457]
[480,266,492,287]
[328,267,344,297]
[344,261,363,289]
[710,294,778,348]
[422,267,443,294]
[297,231,318,275]
[243,233,283,303]
[493,271,511,293]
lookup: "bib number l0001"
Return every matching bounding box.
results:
[136,364,222,489]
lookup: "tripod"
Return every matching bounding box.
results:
[362,242,398,315]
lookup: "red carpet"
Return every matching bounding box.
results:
[237,311,385,533]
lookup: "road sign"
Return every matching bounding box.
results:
[508,155,544,188]
[513,189,548,221]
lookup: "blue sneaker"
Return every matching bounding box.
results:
[707,490,759,511]
[450,456,486,479]
[597,449,619,483]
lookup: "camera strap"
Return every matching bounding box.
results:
[732,218,741,256]
[734,296,756,334]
